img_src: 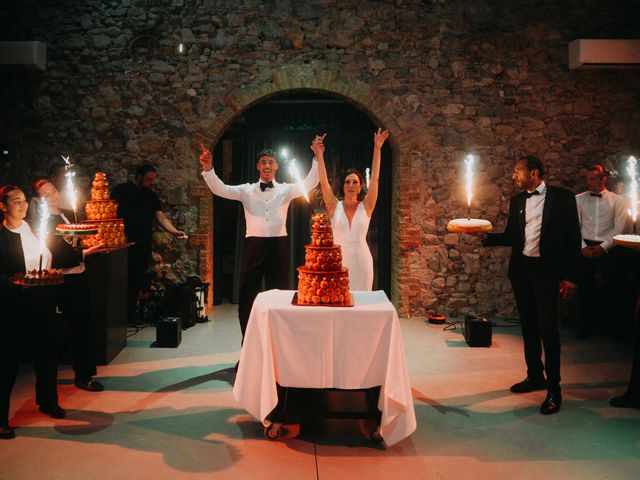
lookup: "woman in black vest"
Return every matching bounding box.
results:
[0,185,64,440]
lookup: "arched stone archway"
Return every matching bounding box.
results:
[188,66,419,314]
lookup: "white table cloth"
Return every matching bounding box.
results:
[233,289,416,447]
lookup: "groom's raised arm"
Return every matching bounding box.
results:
[199,144,245,201]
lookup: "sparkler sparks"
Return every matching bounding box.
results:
[37,200,49,272]
[61,155,78,222]
[464,154,475,208]
[288,157,310,203]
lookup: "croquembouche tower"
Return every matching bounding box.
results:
[81,172,126,247]
[296,213,352,306]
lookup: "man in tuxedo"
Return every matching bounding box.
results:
[482,155,582,414]
[199,141,319,345]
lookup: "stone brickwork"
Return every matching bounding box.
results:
[1,0,639,316]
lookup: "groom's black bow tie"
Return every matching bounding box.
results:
[590,192,602,198]
[525,190,540,198]
[260,181,274,192]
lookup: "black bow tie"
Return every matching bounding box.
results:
[525,190,540,198]
[590,192,602,198]
[260,181,274,192]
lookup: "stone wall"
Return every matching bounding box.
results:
[1,0,639,316]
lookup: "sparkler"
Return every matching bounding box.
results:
[626,155,638,234]
[37,200,49,273]
[446,153,493,234]
[365,167,370,188]
[61,154,78,223]
[288,157,315,214]
[464,154,475,219]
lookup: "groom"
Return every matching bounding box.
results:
[199,141,320,343]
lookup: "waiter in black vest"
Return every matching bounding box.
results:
[574,165,627,339]
[481,155,581,415]
[199,140,319,345]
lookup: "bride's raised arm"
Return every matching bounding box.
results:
[363,128,389,216]
[311,134,338,217]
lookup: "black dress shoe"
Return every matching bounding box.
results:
[0,425,16,440]
[610,394,640,409]
[75,378,104,392]
[540,391,562,415]
[510,377,547,393]
[39,404,66,419]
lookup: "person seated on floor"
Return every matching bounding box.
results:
[34,179,105,392]
[0,185,64,440]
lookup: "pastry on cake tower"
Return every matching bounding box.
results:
[81,172,127,247]
[296,213,352,305]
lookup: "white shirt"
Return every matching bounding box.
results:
[201,160,319,237]
[575,189,628,251]
[523,181,546,258]
[9,221,52,272]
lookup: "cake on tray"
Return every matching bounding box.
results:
[296,213,352,306]
[14,269,64,286]
[55,223,99,236]
[447,218,493,233]
[613,234,640,251]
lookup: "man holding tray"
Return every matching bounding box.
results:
[34,179,105,392]
[480,155,582,415]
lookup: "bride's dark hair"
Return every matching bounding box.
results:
[338,168,367,202]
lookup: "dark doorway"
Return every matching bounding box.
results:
[211,91,392,304]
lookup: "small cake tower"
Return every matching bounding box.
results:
[82,172,126,247]
[296,213,351,305]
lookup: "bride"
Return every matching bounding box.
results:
[311,128,389,291]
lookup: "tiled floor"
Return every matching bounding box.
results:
[1,302,639,480]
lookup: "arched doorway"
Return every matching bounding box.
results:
[210,91,392,304]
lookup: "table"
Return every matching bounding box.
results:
[84,247,128,364]
[233,289,416,447]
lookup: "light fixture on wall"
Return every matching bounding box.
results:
[176,43,185,55]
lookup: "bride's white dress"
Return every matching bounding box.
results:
[331,201,373,291]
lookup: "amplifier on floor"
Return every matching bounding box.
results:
[464,315,492,347]
[156,316,182,347]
